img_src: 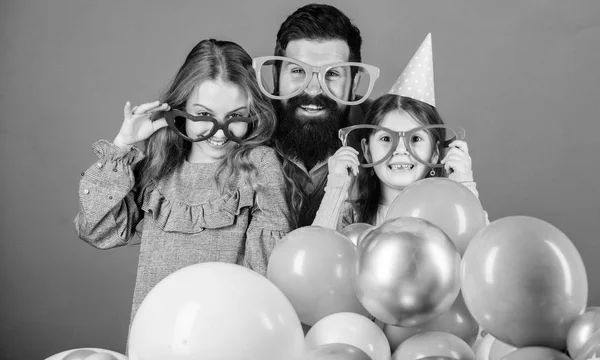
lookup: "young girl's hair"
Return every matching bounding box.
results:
[137,39,278,194]
[352,94,446,225]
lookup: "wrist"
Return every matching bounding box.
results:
[448,170,473,183]
[113,136,131,149]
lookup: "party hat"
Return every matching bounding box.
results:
[389,33,435,106]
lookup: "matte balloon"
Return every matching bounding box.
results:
[383,293,479,349]
[341,223,373,246]
[499,347,570,360]
[573,330,600,360]
[476,334,518,360]
[567,308,600,358]
[268,226,370,326]
[128,262,305,360]
[461,216,588,350]
[385,178,487,255]
[391,331,476,360]
[355,217,461,327]
[63,350,97,360]
[305,343,372,360]
[305,312,391,360]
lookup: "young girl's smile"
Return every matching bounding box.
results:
[185,79,249,163]
[368,110,437,194]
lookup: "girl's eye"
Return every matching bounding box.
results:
[196,111,211,117]
[380,135,392,142]
[411,135,422,142]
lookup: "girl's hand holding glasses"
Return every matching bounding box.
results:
[114,101,170,148]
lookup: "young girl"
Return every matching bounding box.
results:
[313,35,485,229]
[74,39,291,322]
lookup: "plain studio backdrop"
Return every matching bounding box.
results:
[1,0,599,358]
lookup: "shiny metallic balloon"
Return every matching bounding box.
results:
[341,223,374,246]
[383,293,479,350]
[573,330,600,360]
[355,217,461,327]
[567,308,600,358]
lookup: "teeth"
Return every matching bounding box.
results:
[389,164,413,170]
[301,105,323,111]
[206,138,227,147]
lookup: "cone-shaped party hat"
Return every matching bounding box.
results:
[389,33,435,106]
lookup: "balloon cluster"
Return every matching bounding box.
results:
[47,178,594,360]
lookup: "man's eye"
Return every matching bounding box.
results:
[326,70,340,77]
[291,67,305,74]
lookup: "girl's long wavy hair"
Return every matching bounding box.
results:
[137,39,283,198]
[352,94,446,225]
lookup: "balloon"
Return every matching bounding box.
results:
[341,223,373,246]
[355,217,461,327]
[385,178,487,255]
[305,343,372,360]
[305,312,391,360]
[85,355,118,360]
[383,293,479,349]
[573,330,600,360]
[567,308,600,358]
[461,216,588,350]
[420,357,460,360]
[268,226,370,326]
[128,262,305,360]
[391,331,476,360]
[476,334,517,360]
[499,347,570,360]
[63,350,97,360]
[45,349,128,360]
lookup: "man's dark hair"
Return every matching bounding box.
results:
[274,4,362,63]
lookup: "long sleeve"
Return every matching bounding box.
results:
[461,181,490,224]
[312,172,353,230]
[243,147,292,276]
[74,140,146,249]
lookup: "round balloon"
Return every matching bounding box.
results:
[45,349,127,360]
[391,331,476,360]
[305,343,372,360]
[128,262,305,360]
[355,217,461,327]
[268,226,370,326]
[384,178,487,255]
[341,223,373,246]
[476,334,517,360]
[573,330,600,360]
[383,293,479,349]
[461,216,588,350]
[499,347,570,360]
[305,312,391,360]
[567,308,600,358]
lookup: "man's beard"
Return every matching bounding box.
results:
[274,93,350,169]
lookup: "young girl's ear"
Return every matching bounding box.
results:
[432,144,440,164]
[361,138,371,162]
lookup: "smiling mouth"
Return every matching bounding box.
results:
[300,104,325,112]
[206,138,228,147]
[388,164,414,170]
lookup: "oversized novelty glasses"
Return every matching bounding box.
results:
[164,109,256,143]
[252,56,380,106]
[338,124,466,168]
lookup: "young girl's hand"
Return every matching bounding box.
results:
[441,140,473,183]
[114,101,170,148]
[328,146,360,177]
